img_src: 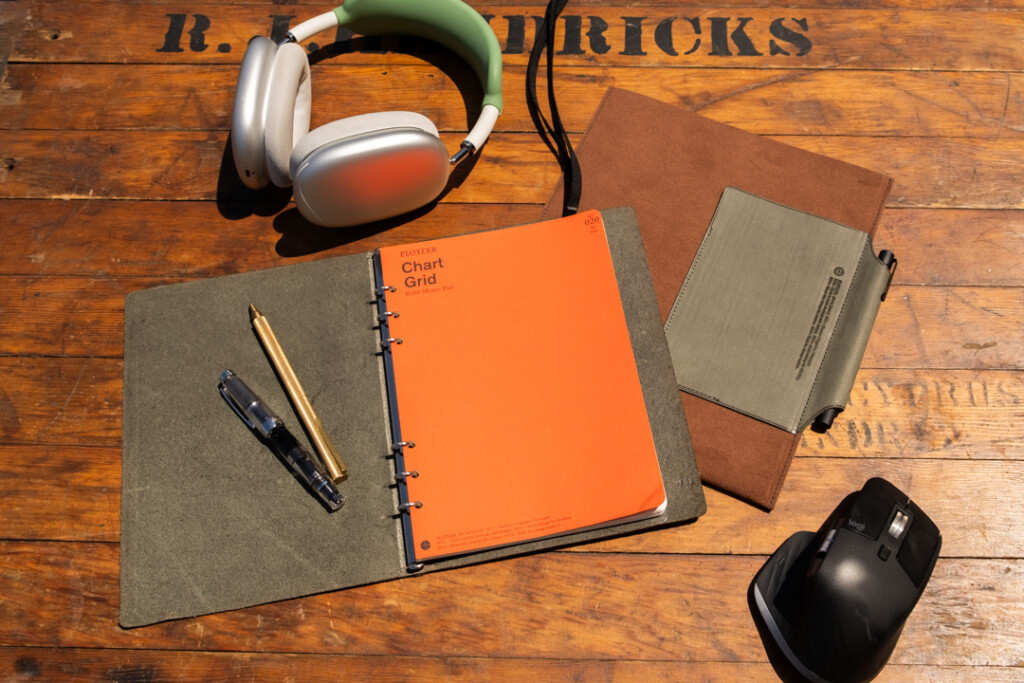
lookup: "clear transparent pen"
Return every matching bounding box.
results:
[219,369,344,511]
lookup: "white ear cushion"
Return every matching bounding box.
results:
[263,42,311,187]
[289,111,440,180]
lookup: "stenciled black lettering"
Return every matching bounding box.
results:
[654,18,678,56]
[500,15,526,54]
[681,17,702,55]
[296,12,812,60]
[268,15,296,44]
[729,17,763,56]
[708,17,763,57]
[156,14,186,53]
[709,17,732,56]
[156,14,214,53]
[559,14,585,55]
[769,18,812,56]
[620,17,647,56]
[187,14,210,52]
[587,16,611,55]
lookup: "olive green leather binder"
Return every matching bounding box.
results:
[664,188,895,434]
[119,207,705,627]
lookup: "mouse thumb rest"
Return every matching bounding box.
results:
[753,531,833,683]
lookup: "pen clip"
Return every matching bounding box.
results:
[878,250,898,302]
[219,382,257,430]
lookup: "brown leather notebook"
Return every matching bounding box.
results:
[541,88,892,509]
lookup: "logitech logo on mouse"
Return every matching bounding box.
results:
[848,519,866,532]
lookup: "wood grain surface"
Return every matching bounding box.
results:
[1,0,1022,680]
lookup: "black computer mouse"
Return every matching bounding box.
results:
[751,477,941,683]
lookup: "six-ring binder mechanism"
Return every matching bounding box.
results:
[373,277,423,568]
[371,210,670,566]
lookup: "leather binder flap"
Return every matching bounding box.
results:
[665,188,887,433]
[120,254,405,628]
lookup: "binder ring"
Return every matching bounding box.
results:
[379,311,400,322]
[399,501,422,512]
[396,470,419,480]
[382,337,403,348]
[376,285,396,296]
[392,441,416,452]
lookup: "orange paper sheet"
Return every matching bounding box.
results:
[378,211,665,562]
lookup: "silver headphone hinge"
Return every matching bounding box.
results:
[449,141,476,165]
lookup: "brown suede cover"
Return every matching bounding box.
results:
[541,88,891,509]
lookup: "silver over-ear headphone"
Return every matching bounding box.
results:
[231,0,503,227]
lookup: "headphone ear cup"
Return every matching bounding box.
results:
[263,42,311,188]
[231,37,277,189]
[289,111,441,178]
[289,112,451,227]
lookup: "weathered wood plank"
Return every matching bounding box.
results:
[0,0,31,79]
[805,136,1024,210]
[875,209,1024,288]
[0,131,559,203]
[2,203,1020,288]
[5,64,1023,140]
[864,286,1024,371]
[2,275,1021,369]
[0,357,122,446]
[51,0,1024,8]
[3,445,1020,562]
[3,131,1024,209]
[0,543,1019,667]
[0,445,120,543]
[12,5,1024,73]
[594,457,1024,559]
[802,371,1024,460]
[2,356,1019,458]
[0,276,136,359]
[0,650,773,683]
[0,200,538,275]
[0,648,1019,683]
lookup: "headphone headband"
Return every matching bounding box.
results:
[289,0,502,154]
[334,0,502,112]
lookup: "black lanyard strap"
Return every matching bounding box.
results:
[525,0,581,216]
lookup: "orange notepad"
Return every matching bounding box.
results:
[374,210,666,563]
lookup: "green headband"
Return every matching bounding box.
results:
[334,0,503,111]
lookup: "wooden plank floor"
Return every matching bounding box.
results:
[1,1,1022,680]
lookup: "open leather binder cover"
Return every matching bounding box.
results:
[119,207,706,627]
[541,88,892,509]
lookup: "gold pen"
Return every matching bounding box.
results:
[249,304,348,483]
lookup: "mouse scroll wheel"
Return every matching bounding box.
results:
[888,510,911,540]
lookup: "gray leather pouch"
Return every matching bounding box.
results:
[665,188,895,433]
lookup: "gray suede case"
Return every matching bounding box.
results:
[119,207,705,627]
